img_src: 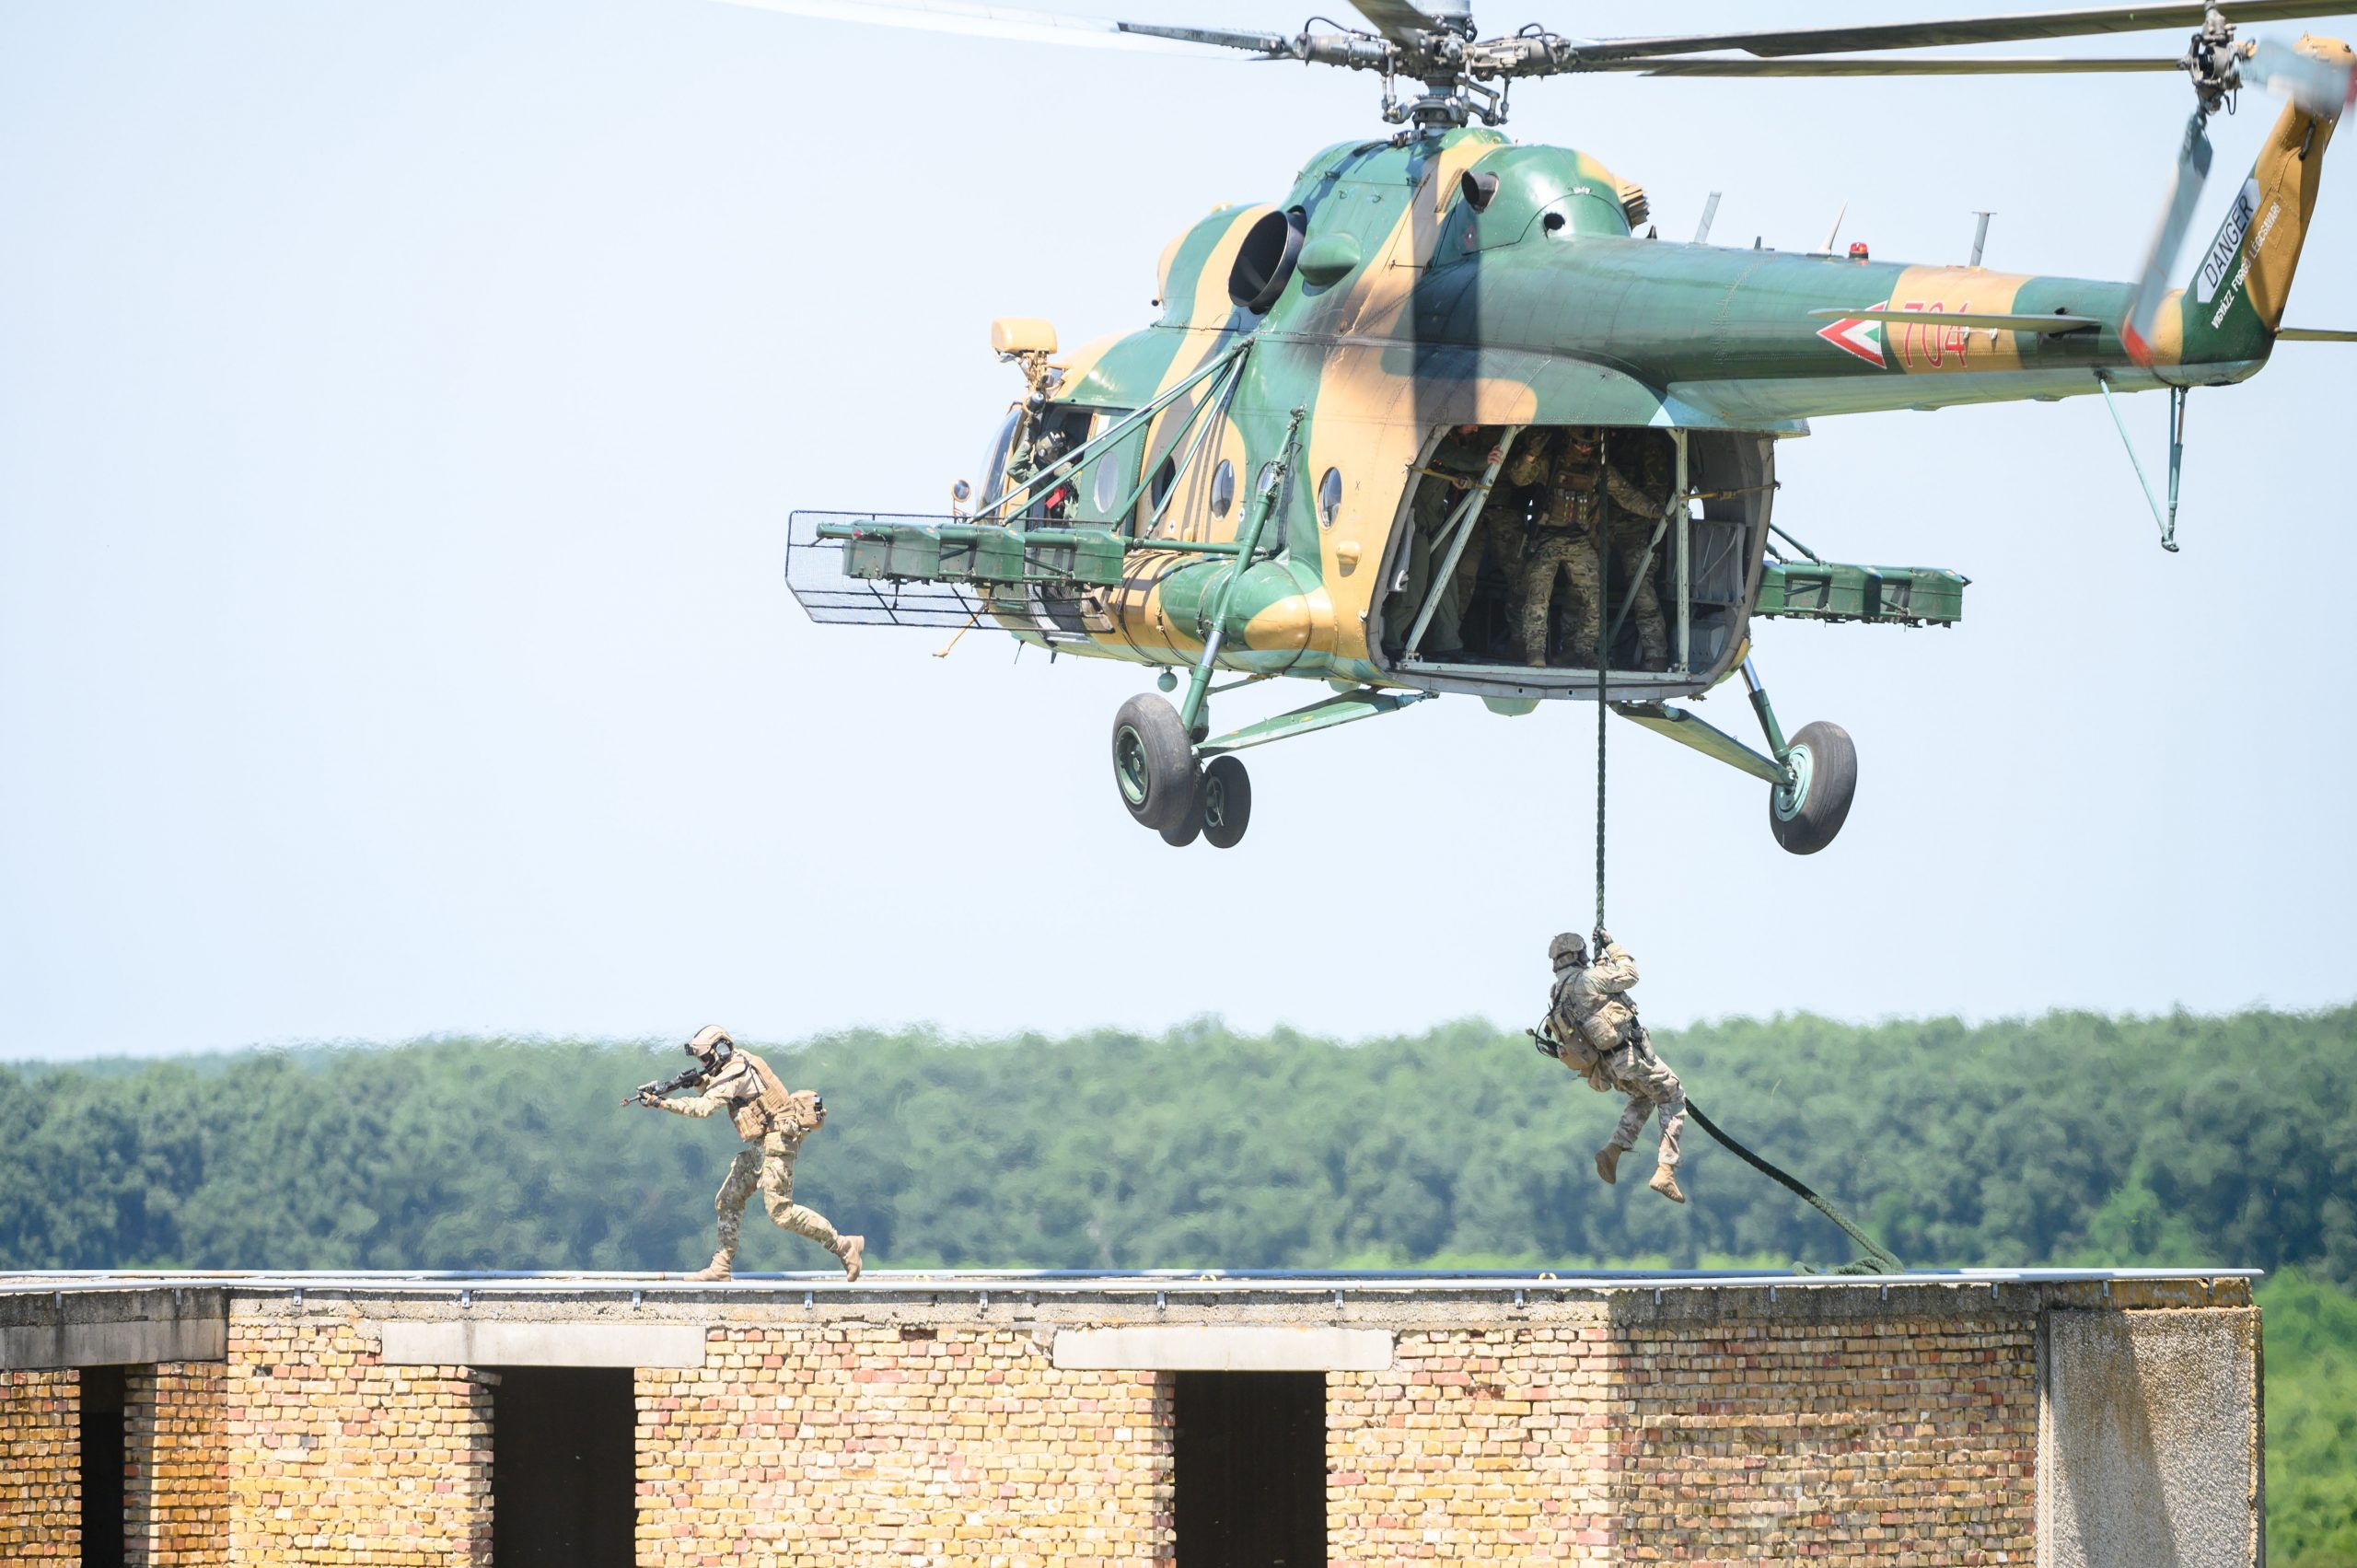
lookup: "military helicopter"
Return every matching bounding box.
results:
[773,0,2356,852]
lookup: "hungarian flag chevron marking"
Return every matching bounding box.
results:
[1816,302,1888,368]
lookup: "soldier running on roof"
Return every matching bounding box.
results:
[1503,429,1667,668]
[1537,930,1687,1203]
[642,1026,865,1283]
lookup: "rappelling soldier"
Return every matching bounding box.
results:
[1537,929,1687,1203]
[640,1026,865,1283]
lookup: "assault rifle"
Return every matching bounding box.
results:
[622,1061,711,1109]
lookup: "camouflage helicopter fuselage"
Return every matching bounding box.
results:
[958,56,2336,707]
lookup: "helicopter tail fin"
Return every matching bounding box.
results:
[2176,36,2349,367]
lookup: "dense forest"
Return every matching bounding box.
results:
[3,1007,2352,1562]
[4,1007,2351,1279]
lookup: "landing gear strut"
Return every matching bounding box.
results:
[1612,657,1859,855]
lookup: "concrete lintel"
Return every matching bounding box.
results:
[0,1317,226,1370]
[376,1319,708,1368]
[1052,1325,1393,1372]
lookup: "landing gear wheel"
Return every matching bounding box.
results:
[1112,693,1197,832]
[1159,778,1206,848]
[1201,755,1252,849]
[1768,720,1857,855]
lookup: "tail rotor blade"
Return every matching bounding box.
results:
[2239,37,2357,115]
[2124,109,2213,366]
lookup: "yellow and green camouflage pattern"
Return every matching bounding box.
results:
[821,39,2344,705]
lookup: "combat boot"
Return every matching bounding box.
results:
[837,1235,866,1283]
[680,1249,734,1283]
[1649,1164,1686,1205]
[1594,1145,1622,1185]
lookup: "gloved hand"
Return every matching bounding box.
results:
[1592,925,1612,952]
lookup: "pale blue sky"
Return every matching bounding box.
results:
[4,2,2353,1058]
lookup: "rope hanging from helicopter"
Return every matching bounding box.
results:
[1581,437,1900,1274]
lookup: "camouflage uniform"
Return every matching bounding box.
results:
[1546,936,1687,1193]
[1387,427,1495,656]
[1600,431,1677,670]
[1504,431,1664,668]
[653,1036,863,1281]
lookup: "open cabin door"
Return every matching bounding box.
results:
[1374,424,1775,701]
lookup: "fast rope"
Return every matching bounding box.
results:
[1576,438,1898,1272]
[1594,503,1610,933]
[1683,1098,1903,1273]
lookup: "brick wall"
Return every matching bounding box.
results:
[126,1360,228,1568]
[224,1307,493,1564]
[1329,1320,1618,1564]
[1613,1312,2040,1565]
[635,1324,1173,1564]
[0,1367,78,1562]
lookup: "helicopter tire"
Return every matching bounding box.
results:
[1112,692,1198,832]
[1201,755,1252,849]
[1159,777,1206,847]
[1768,720,1857,855]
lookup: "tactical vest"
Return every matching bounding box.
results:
[716,1051,808,1143]
[1550,969,1637,1056]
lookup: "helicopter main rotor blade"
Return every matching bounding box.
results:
[1349,0,1474,46]
[1601,53,2181,75]
[710,0,1281,56]
[2239,33,2357,109]
[1570,3,2357,63]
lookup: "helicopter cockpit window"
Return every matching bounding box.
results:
[1210,459,1235,517]
[1318,468,1342,528]
[978,408,1020,510]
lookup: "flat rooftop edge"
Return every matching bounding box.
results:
[0,1266,2262,1300]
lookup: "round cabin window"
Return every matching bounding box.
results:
[1318,467,1343,529]
[1148,455,1177,512]
[1092,453,1125,516]
[1210,459,1236,517]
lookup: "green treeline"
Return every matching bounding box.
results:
[2,1006,2351,1278]
[3,1006,2353,1563]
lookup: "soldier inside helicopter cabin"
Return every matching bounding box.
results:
[1503,427,1674,670]
[1537,928,1687,1204]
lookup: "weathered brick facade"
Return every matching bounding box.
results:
[638,1324,1172,1564]
[1617,1313,2040,1565]
[223,1310,493,1564]
[1329,1320,1617,1561]
[0,1272,2262,1566]
[126,1361,229,1568]
[0,1367,79,1562]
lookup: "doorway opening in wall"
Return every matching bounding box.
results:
[489,1367,635,1568]
[1172,1371,1325,1568]
[78,1364,126,1568]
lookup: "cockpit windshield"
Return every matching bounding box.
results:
[975,407,1020,512]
